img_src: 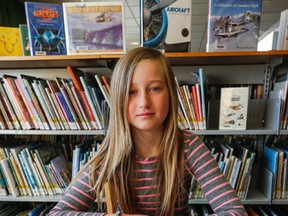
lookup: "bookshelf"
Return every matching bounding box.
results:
[0,50,288,207]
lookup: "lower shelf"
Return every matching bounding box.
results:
[0,189,272,204]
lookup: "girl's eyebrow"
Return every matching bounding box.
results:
[130,80,165,85]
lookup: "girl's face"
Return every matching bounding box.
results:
[127,59,170,133]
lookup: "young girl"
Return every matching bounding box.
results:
[49,47,248,216]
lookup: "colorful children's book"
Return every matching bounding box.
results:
[19,24,31,56]
[62,1,126,55]
[206,0,262,52]
[24,2,67,56]
[140,0,192,52]
[0,26,23,56]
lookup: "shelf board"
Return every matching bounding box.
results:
[0,195,64,202]
[188,189,268,205]
[272,199,288,204]
[1,50,288,69]
[0,189,267,204]
[165,50,288,66]
[191,128,277,135]
[0,130,105,135]
[0,128,276,135]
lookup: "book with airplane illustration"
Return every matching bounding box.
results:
[62,1,125,55]
[206,0,262,52]
[24,2,67,56]
[219,87,249,130]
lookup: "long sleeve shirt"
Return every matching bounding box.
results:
[48,131,248,216]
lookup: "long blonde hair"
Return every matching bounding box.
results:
[84,47,184,215]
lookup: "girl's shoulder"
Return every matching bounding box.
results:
[180,130,203,149]
[180,130,197,141]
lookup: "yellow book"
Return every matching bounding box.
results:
[0,26,23,56]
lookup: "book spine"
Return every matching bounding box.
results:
[80,76,102,130]
[37,81,62,130]
[0,166,8,195]
[32,81,56,130]
[8,153,26,195]
[71,86,92,130]
[80,91,98,130]
[22,78,49,130]
[198,68,207,130]
[2,82,26,129]
[14,79,40,130]
[94,74,110,107]
[55,92,77,130]
[19,151,40,196]
[10,149,32,196]
[0,158,20,196]
[45,165,63,195]
[44,88,65,130]
[64,82,88,130]
[0,92,14,129]
[59,86,81,130]
[23,148,46,196]
[4,77,34,129]
[33,151,55,195]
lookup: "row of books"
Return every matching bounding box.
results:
[0,203,56,216]
[0,142,71,197]
[1,0,266,57]
[270,73,288,130]
[0,136,102,197]
[176,68,207,130]
[0,66,110,130]
[1,1,126,57]
[190,204,288,216]
[189,136,256,200]
[177,69,252,131]
[263,136,288,200]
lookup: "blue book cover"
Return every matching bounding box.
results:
[206,0,262,52]
[24,2,67,56]
[263,146,278,199]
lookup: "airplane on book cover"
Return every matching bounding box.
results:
[213,14,255,40]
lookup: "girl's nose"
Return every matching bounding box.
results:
[139,91,150,108]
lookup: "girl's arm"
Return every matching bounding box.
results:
[184,132,248,216]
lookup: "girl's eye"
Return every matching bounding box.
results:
[129,90,136,95]
[150,87,159,92]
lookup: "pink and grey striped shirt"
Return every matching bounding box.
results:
[49,131,248,216]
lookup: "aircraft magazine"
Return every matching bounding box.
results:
[206,0,262,52]
[24,2,67,56]
[140,0,192,52]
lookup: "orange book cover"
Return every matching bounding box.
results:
[191,85,201,126]
[67,66,84,93]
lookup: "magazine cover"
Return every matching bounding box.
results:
[0,27,22,56]
[219,87,249,130]
[63,2,126,55]
[206,0,262,52]
[24,2,67,56]
[141,0,192,52]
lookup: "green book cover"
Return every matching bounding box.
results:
[19,24,31,56]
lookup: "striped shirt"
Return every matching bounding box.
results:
[49,131,248,216]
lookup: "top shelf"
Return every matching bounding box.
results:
[1,50,288,69]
